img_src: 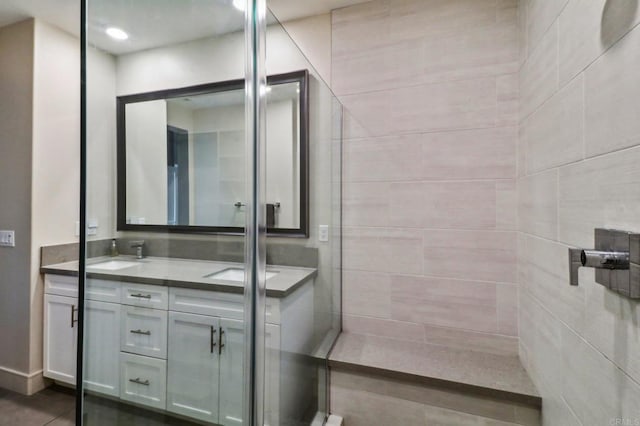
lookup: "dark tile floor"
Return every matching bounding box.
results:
[0,386,74,426]
[0,386,201,426]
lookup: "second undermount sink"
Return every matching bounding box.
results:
[88,260,140,271]
[205,268,279,282]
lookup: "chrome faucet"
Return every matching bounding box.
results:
[568,228,640,299]
[130,240,145,259]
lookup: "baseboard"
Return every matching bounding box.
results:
[0,366,49,395]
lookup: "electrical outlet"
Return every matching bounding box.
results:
[0,230,15,247]
[319,225,329,242]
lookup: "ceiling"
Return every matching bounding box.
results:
[0,0,369,55]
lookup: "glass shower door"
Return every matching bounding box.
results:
[78,0,266,425]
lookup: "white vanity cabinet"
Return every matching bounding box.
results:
[43,293,78,385]
[44,275,121,391]
[166,312,221,422]
[43,272,314,426]
[83,300,121,397]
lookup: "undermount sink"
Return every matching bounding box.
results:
[88,260,140,271]
[205,268,279,282]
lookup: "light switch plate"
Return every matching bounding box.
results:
[319,225,329,242]
[87,218,98,236]
[0,230,15,247]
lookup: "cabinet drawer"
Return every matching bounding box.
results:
[169,287,281,324]
[121,283,168,310]
[86,279,121,303]
[121,306,167,359]
[120,352,166,410]
[45,274,78,298]
[45,275,121,303]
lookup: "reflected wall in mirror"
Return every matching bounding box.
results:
[117,70,309,236]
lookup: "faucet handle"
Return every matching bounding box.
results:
[568,248,583,286]
[130,240,145,248]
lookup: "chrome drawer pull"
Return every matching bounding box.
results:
[130,329,151,336]
[130,293,152,299]
[129,378,150,386]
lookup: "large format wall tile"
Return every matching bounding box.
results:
[343,135,424,183]
[518,291,564,398]
[526,0,568,54]
[344,227,424,275]
[520,21,558,120]
[389,181,498,229]
[390,274,499,334]
[422,127,517,180]
[582,276,640,385]
[344,127,516,183]
[343,314,425,343]
[335,0,519,347]
[340,76,498,138]
[559,0,640,87]
[423,230,517,283]
[332,0,518,96]
[559,145,640,249]
[342,270,392,319]
[497,283,519,336]
[497,180,518,231]
[521,235,585,334]
[585,24,640,157]
[524,74,584,174]
[562,326,640,425]
[518,169,558,240]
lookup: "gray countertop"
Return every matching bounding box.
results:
[41,256,317,298]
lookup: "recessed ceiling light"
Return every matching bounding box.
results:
[106,27,128,41]
[232,0,245,11]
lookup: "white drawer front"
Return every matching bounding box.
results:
[121,283,168,310]
[169,287,281,324]
[121,306,168,359]
[86,279,121,303]
[120,352,166,410]
[45,274,78,298]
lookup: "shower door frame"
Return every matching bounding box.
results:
[76,0,268,424]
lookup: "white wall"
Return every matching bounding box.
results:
[29,19,81,390]
[279,13,332,85]
[0,18,116,394]
[86,45,118,241]
[0,18,35,392]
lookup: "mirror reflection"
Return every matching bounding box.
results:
[118,71,308,235]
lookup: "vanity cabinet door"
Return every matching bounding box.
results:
[167,312,220,424]
[218,318,244,426]
[217,318,280,426]
[84,300,120,397]
[43,294,78,385]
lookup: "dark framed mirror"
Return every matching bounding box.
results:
[116,70,309,237]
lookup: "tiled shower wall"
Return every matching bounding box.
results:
[518,0,640,424]
[332,0,520,345]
